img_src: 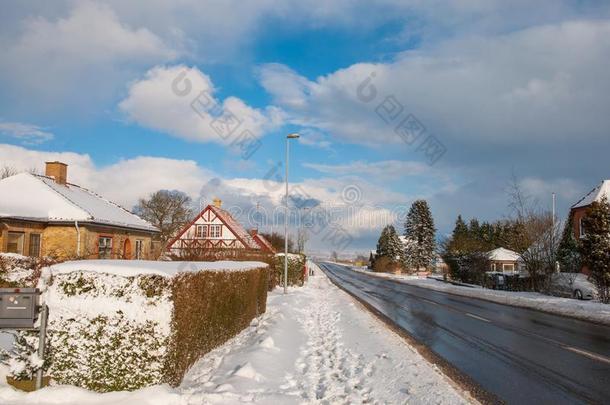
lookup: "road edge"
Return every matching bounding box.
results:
[319,263,503,405]
[343,265,610,327]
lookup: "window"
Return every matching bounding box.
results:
[195,225,208,238]
[579,217,586,238]
[210,224,222,238]
[491,263,497,271]
[98,236,113,259]
[502,263,515,273]
[29,234,41,257]
[7,232,24,254]
[135,240,143,260]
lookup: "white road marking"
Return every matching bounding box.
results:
[563,346,610,365]
[465,313,491,323]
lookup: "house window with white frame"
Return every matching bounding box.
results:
[210,224,222,238]
[29,234,41,257]
[195,225,207,238]
[502,263,515,273]
[135,239,143,259]
[7,232,24,255]
[579,217,586,238]
[98,236,113,259]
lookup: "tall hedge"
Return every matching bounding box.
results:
[165,267,268,386]
[272,254,306,288]
[4,263,268,392]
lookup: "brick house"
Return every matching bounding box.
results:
[167,198,275,255]
[0,162,160,260]
[570,179,610,240]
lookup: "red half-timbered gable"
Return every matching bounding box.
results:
[167,199,262,254]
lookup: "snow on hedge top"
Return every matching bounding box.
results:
[487,247,521,261]
[572,179,610,208]
[0,173,158,232]
[48,260,268,277]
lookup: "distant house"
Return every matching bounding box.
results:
[0,162,159,260]
[487,247,521,273]
[570,179,610,240]
[167,198,275,255]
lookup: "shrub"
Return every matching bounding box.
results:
[372,256,403,274]
[165,267,268,386]
[272,254,305,288]
[4,262,268,392]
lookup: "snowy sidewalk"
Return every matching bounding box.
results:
[0,264,472,404]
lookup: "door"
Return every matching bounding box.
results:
[123,238,132,260]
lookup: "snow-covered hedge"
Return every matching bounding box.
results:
[272,253,306,288]
[0,253,51,288]
[5,260,268,392]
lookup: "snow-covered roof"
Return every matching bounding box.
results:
[487,247,521,262]
[0,173,158,232]
[572,179,610,208]
[251,231,276,253]
[48,259,268,278]
[208,205,260,249]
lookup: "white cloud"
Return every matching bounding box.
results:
[0,121,53,144]
[0,1,177,117]
[0,144,212,209]
[304,160,430,179]
[119,65,283,144]
[0,144,406,250]
[260,20,610,148]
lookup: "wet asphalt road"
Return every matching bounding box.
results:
[318,262,610,405]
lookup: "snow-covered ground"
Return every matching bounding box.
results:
[0,262,472,404]
[348,266,610,325]
[48,259,268,277]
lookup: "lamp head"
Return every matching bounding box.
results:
[287,133,300,139]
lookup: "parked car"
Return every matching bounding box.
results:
[549,273,597,300]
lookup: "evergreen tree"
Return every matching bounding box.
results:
[404,200,436,271]
[468,218,481,240]
[376,226,389,257]
[385,225,404,264]
[557,211,581,273]
[579,196,610,303]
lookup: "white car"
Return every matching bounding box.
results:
[549,273,598,300]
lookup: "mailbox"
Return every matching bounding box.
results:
[0,288,41,329]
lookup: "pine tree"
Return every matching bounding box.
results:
[376,226,389,257]
[404,200,436,272]
[385,225,404,264]
[557,211,581,273]
[579,196,610,303]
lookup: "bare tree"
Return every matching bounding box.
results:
[296,227,308,253]
[0,166,17,179]
[133,190,194,244]
[506,174,561,291]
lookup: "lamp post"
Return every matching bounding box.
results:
[285,133,300,294]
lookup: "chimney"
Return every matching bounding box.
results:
[45,161,68,185]
[213,197,222,208]
[250,229,258,236]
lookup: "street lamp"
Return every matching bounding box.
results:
[285,133,300,294]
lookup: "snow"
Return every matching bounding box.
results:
[47,259,269,278]
[0,261,471,404]
[487,247,521,262]
[0,173,157,232]
[572,179,610,208]
[350,267,610,325]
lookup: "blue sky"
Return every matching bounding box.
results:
[1,1,610,254]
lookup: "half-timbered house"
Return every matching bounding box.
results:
[167,198,275,255]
